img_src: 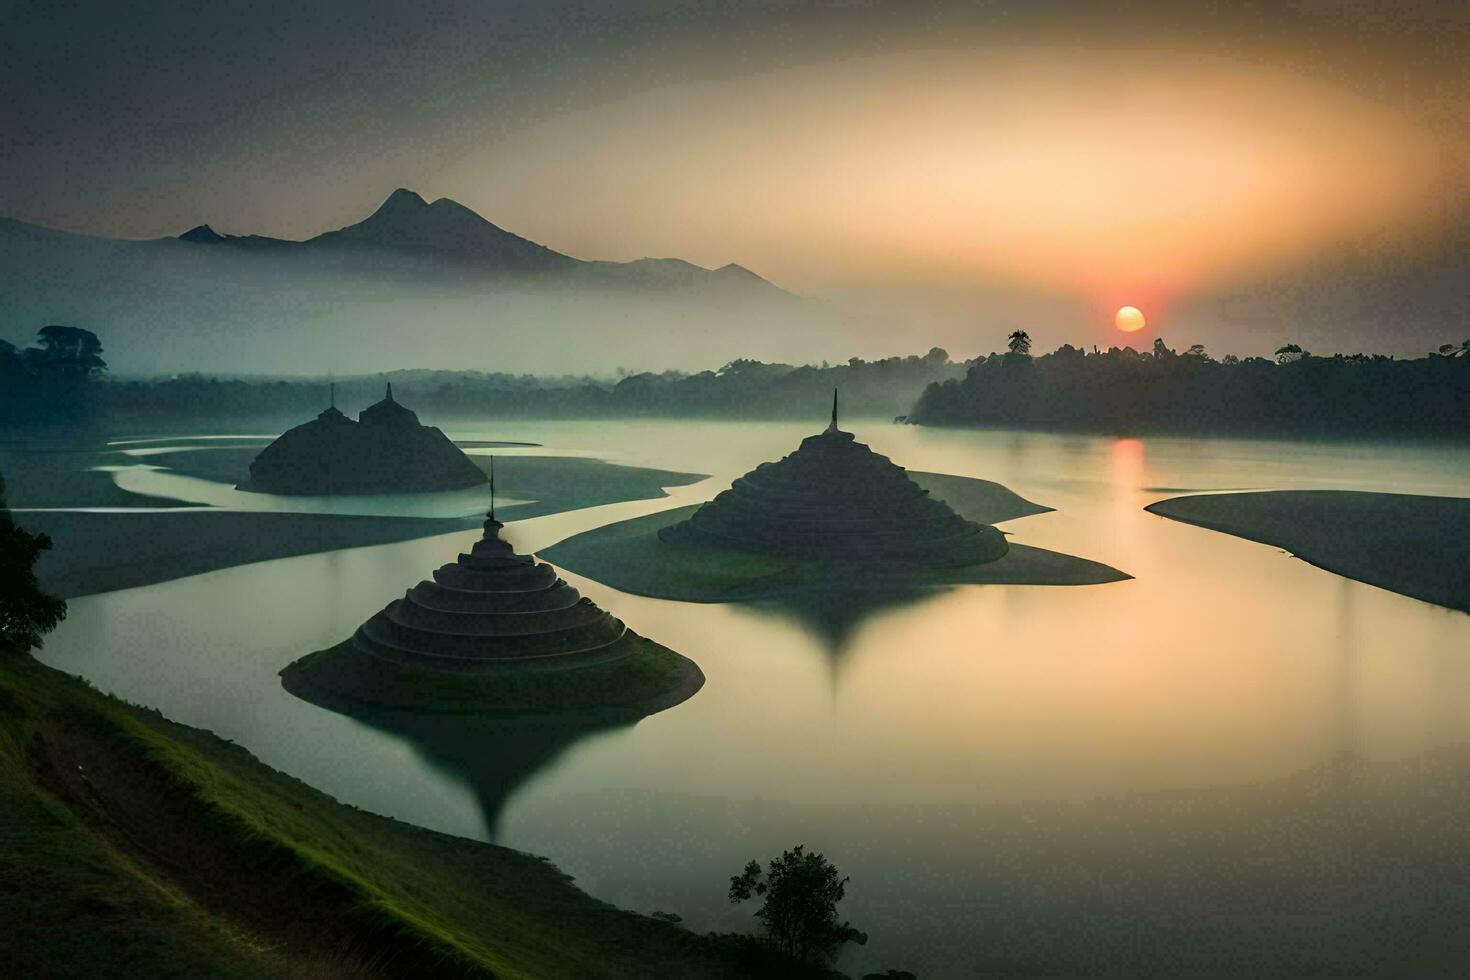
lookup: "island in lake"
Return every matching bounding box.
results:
[281,507,703,719]
[545,399,1129,605]
[241,383,486,494]
[660,392,1009,566]
[279,503,707,832]
[1147,490,1470,613]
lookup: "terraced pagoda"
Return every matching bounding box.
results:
[659,390,1009,566]
[281,492,703,719]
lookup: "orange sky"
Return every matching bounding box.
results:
[9,2,1470,358]
[430,45,1462,323]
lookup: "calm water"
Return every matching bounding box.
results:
[36,421,1470,976]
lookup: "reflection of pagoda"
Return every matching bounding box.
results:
[282,475,704,833]
[242,383,486,494]
[660,391,1007,566]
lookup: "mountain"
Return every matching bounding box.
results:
[164,187,782,291]
[185,187,581,275]
[0,189,839,376]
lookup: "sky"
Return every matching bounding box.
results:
[4,0,1470,362]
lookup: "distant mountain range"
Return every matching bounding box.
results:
[0,189,837,376]
[162,187,787,293]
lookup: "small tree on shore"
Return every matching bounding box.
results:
[729,844,867,964]
[0,474,67,651]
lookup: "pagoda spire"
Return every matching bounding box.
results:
[827,387,839,432]
[489,455,496,521]
[329,382,335,408]
[386,381,394,401]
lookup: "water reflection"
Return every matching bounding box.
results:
[747,586,955,682]
[30,420,1470,978]
[324,704,633,838]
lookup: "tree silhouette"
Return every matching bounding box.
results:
[1274,343,1306,364]
[1006,330,1032,356]
[0,473,67,652]
[31,325,107,379]
[729,844,867,964]
[911,340,1469,435]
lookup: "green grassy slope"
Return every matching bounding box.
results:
[0,653,822,979]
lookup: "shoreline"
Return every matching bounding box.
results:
[279,633,706,725]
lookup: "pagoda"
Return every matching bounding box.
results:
[659,391,1008,566]
[242,383,486,494]
[281,468,702,715]
[349,513,629,675]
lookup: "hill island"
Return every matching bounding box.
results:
[281,506,703,720]
[544,395,1129,604]
[661,392,1008,565]
[241,383,487,494]
[279,504,707,830]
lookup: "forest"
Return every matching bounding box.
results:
[5,324,1468,437]
[910,334,1470,437]
[1,329,959,427]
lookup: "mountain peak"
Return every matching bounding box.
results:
[179,224,225,244]
[368,188,429,220]
[715,262,768,284]
[308,187,575,273]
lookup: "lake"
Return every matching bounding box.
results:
[34,420,1470,976]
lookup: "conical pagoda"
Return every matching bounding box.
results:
[349,511,630,673]
[282,486,703,716]
[659,391,1008,566]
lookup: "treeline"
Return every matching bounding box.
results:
[3,325,961,428]
[11,320,1468,437]
[911,336,1470,437]
[97,351,958,423]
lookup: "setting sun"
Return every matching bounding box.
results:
[1115,305,1146,332]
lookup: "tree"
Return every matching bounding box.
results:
[0,474,67,651]
[1274,343,1307,364]
[729,845,866,964]
[1184,343,1209,359]
[31,325,107,379]
[1006,330,1032,356]
[1437,340,1470,358]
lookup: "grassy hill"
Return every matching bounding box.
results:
[0,652,830,979]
